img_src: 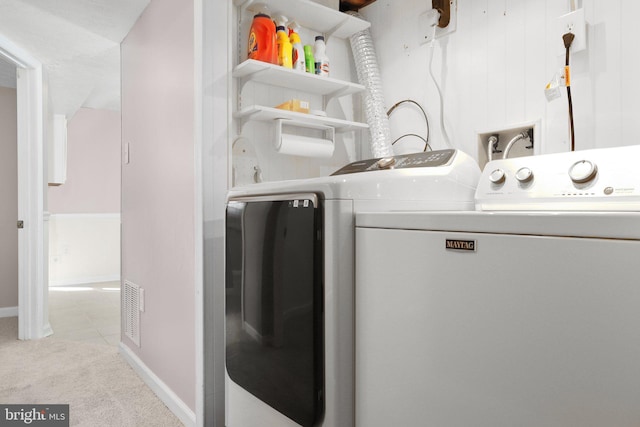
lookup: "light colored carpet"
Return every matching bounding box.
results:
[0,317,183,426]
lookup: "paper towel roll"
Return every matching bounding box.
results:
[275,134,335,158]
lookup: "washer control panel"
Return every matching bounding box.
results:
[331,149,455,175]
[476,145,640,211]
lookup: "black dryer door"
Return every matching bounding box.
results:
[225,194,324,426]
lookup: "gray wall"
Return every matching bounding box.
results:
[121,0,196,412]
[0,86,18,310]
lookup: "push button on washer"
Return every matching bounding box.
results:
[376,157,396,169]
[489,168,506,184]
[515,167,533,183]
[569,160,598,184]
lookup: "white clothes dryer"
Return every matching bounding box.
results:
[224,149,480,427]
[355,145,640,427]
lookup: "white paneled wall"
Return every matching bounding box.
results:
[362,0,640,160]
[233,7,361,184]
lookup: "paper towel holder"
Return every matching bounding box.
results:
[273,119,335,157]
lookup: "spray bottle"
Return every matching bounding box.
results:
[274,15,293,69]
[289,21,306,72]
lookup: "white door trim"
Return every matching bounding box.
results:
[0,34,50,340]
[193,1,204,425]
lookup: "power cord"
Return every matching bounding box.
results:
[563,32,576,151]
[387,99,432,151]
[426,9,452,149]
[391,134,431,151]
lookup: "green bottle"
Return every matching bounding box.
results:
[304,45,315,74]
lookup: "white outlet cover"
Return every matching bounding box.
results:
[420,0,458,45]
[556,9,586,56]
[124,142,130,164]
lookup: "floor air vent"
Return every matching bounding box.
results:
[123,280,140,346]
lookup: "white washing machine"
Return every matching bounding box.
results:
[355,145,640,427]
[224,149,480,427]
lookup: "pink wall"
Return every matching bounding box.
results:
[48,108,121,214]
[0,87,18,309]
[121,0,195,411]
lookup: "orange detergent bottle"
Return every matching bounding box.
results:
[247,13,277,64]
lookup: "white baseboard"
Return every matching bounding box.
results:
[49,274,120,287]
[42,322,53,338]
[0,306,18,318]
[119,343,196,427]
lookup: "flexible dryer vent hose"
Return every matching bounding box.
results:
[347,11,394,158]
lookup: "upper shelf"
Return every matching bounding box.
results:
[233,59,365,97]
[234,0,370,39]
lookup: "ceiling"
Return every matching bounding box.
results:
[0,0,150,118]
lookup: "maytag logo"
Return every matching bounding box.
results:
[445,239,476,251]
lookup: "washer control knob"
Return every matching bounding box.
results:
[376,156,396,169]
[489,168,506,184]
[515,167,533,183]
[569,160,598,184]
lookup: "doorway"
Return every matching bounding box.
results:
[47,107,122,346]
[0,78,18,327]
[0,34,49,340]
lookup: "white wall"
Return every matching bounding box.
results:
[47,107,121,286]
[0,86,18,312]
[232,8,360,185]
[361,0,640,160]
[48,214,120,286]
[202,0,230,423]
[48,108,121,214]
[232,0,640,184]
[121,0,196,416]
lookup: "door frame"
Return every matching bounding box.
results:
[0,34,50,340]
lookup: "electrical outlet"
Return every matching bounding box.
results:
[556,9,586,55]
[420,0,457,45]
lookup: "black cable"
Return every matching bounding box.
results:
[563,32,575,151]
[391,133,432,152]
[386,99,431,152]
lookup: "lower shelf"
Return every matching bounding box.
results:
[234,105,368,133]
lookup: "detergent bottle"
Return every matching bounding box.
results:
[275,16,293,68]
[313,35,329,76]
[289,21,306,72]
[247,8,277,64]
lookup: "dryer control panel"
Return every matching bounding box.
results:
[331,149,455,175]
[476,145,640,211]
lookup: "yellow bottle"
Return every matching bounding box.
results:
[276,25,293,68]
